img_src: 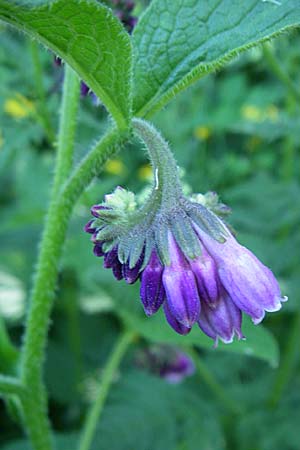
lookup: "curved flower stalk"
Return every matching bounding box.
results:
[85,119,287,345]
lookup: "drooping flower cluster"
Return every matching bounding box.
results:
[84,119,287,345]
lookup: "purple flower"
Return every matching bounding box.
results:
[161,352,195,384]
[135,345,195,384]
[84,186,287,345]
[163,233,200,328]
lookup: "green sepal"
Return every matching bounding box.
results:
[186,203,228,243]
[96,208,123,222]
[140,234,155,271]
[117,237,132,264]
[129,233,146,269]
[170,213,202,260]
[101,240,117,253]
[96,225,119,242]
[154,219,170,266]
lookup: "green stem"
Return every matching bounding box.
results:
[61,269,83,387]
[20,126,126,450]
[132,118,182,205]
[29,40,56,143]
[0,374,25,397]
[186,347,242,415]
[262,44,300,104]
[267,311,300,408]
[0,316,19,374]
[52,65,80,197]
[78,329,135,450]
[61,127,128,206]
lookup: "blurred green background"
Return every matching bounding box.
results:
[1,9,300,450]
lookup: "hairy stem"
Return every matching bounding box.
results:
[52,65,80,197]
[29,40,56,143]
[20,126,126,450]
[132,118,183,210]
[78,329,135,450]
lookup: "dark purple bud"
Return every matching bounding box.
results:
[162,233,200,327]
[104,247,123,280]
[126,16,137,32]
[93,243,105,257]
[112,261,124,280]
[84,219,97,234]
[140,251,165,316]
[189,246,220,304]
[163,302,191,335]
[54,56,62,66]
[122,249,145,284]
[115,10,125,21]
[80,81,90,97]
[160,352,195,384]
[195,225,287,324]
[91,204,110,218]
[104,247,119,268]
[198,292,243,345]
[91,231,99,243]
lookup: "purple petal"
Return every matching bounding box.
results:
[84,219,97,234]
[91,204,109,218]
[198,292,243,345]
[140,251,165,315]
[122,249,145,284]
[160,351,195,384]
[195,225,287,324]
[112,261,124,280]
[162,233,200,328]
[104,247,119,268]
[80,81,89,97]
[163,302,191,335]
[93,243,104,257]
[189,246,220,304]
[103,247,123,280]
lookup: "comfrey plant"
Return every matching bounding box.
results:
[0,1,299,450]
[85,119,286,344]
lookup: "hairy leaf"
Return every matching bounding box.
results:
[0,0,132,128]
[133,0,300,117]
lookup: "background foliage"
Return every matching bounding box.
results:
[1,1,300,449]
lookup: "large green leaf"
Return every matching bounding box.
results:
[133,0,300,117]
[0,0,132,128]
[122,308,279,367]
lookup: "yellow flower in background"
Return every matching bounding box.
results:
[138,164,152,181]
[4,93,35,119]
[194,125,211,141]
[104,159,125,175]
[241,104,279,123]
[241,104,263,122]
[266,105,279,122]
